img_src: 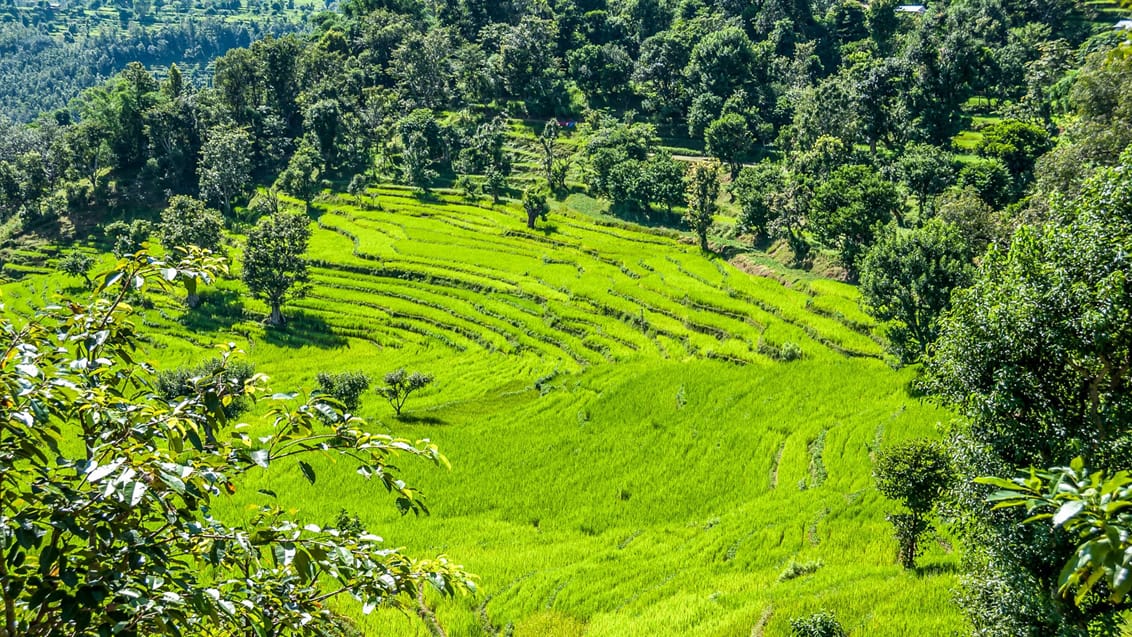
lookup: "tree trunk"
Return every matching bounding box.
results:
[699,231,709,252]
[527,213,536,229]
[268,303,285,326]
[184,278,200,309]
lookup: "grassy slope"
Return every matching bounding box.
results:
[1,187,964,636]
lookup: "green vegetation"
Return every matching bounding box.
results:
[2,0,1132,633]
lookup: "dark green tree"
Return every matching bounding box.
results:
[809,164,901,277]
[925,150,1132,635]
[199,124,254,216]
[873,439,952,569]
[704,113,753,179]
[276,140,323,209]
[522,187,549,229]
[242,211,312,326]
[683,161,720,252]
[894,143,954,220]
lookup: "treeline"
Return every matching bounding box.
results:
[0,17,303,121]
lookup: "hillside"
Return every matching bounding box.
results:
[3,187,962,635]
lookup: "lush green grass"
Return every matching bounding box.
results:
[1,187,965,635]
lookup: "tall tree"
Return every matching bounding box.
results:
[159,195,226,307]
[199,124,254,216]
[925,150,1132,635]
[809,164,901,277]
[704,113,753,178]
[276,139,323,209]
[242,211,312,326]
[683,161,720,252]
[859,219,974,363]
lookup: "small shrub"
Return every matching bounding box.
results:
[779,341,804,361]
[790,611,847,637]
[377,368,434,416]
[60,251,94,286]
[778,559,823,582]
[315,371,371,412]
[156,357,257,418]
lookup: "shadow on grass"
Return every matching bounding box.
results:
[607,202,684,231]
[915,562,959,578]
[178,288,247,332]
[393,413,448,426]
[260,311,349,349]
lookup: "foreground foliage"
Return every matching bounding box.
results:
[0,253,471,637]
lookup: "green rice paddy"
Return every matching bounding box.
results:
[1,187,965,635]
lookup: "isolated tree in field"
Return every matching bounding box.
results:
[347,173,369,207]
[316,371,371,412]
[159,195,227,307]
[484,167,507,204]
[704,113,753,178]
[276,139,322,209]
[809,164,901,277]
[684,161,721,252]
[379,369,434,416]
[522,187,549,229]
[925,151,1132,633]
[60,250,94,287]
[0,254,471,637]
[859,220,974,363]
[894,143,954,219]
[242,211,311,326]
[199,124,253,216]
[873,439,952,569]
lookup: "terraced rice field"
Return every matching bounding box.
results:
[1,187,965,635]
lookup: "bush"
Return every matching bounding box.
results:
[315,371,371,412]
[156,357,257,418]
[778,559,823,582]
[790,611,847,637]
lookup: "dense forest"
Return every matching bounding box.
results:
[1,0,1132,634]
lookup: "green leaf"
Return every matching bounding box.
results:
[298,461,316,485]
[1052,500,1085,527]
[250,449,270,468]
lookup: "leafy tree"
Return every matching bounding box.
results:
[160,195,223,254]
[642,152,686,214]
[894,143,954,219]
[155,356,258,423]
[0,254,473,637]
[704,113,753,179]
[809,164,901,277]
[684,26,756,102]
[632,30,691,123]
[484,167,507,205]
[276,139,322,209]
[538,120,569,194]
[199,124,254,216]
[683,161,720,252]
[401,132,438,193]
[978,459,1132,605]
[104,219,153,258]
[242,211,312,326]
[925,150,1132,635]
[347,173,369,207]
[975,119,1054,187]
[935,186,1006,255]
[158,196,227,307]
[873,439,953,569]
[859,220,974,363]
[316,371,372,413]
[59,250,94,287]
[958,157,1014,210]
[522,187,549,229]
[731,162,784,238]
[378,369,434,417]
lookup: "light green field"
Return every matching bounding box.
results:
[1,187,965,635]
